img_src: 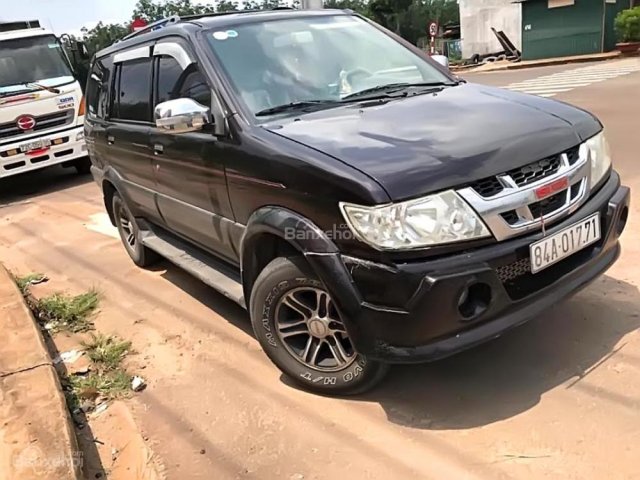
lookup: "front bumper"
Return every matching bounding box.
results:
[314,171,629,363]
[0,126,87,178]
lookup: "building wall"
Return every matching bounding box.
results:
[459,0,522,59]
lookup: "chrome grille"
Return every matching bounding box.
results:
[457,143,591,241]
[0,110,74,142]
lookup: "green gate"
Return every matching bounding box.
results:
[522,0,605,60]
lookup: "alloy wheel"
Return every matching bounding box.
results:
[275,287,356,371]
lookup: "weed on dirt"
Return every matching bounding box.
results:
[34,290,100,333]
[63,333,135,412]
[82,333,132,371]
[14,272,47,295]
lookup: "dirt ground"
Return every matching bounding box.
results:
[0,65,639,479]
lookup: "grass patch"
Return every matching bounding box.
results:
[14,272,47,295]
[63,369,132,409]
[82,333,132,371]
[34,290,99,333]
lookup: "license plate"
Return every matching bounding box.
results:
[529,213,601,274]
[19,139,51,153]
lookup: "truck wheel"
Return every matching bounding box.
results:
[250,256,389,395]
[74,158,92,175]
[112,193,159,268]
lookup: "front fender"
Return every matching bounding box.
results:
[241,206,366,344]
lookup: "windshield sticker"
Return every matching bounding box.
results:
[56,95,75,110]
[48,43,60,49]
[212,31,228,40]
[226,30,238,38]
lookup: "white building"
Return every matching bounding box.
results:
[459,0,522,59]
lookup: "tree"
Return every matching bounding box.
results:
[132,0,216,21]
[81,22,129,56]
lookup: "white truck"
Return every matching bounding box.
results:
[0,20,90,178]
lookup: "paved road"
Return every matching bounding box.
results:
[1,59,639,479]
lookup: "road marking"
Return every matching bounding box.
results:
[86,213,119,239]
[502,58,640,97]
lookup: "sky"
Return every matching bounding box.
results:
[0,0,149,35]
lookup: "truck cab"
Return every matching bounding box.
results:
[0,20,89,177]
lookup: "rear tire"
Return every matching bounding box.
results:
[250,256,389,395]
[112,193,159,268]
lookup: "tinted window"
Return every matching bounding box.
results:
[180,69,211,107]
[156,56,182,105]
[155,56,211,107]
[86,56,113,119]
[116,58,152,121]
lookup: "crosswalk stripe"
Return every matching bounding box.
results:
[502,59,640,97]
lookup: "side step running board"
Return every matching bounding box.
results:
[140,225,246,308]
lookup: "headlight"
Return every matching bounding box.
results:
[340,190,490,250]
[586,131,612,188]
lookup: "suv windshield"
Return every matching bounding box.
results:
[205,14,452,116]
[0,34,74,95]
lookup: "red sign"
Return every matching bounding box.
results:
[535,177,569,200]
[16,115,36,131]
[131,18,147,32]
[428,21,438,37]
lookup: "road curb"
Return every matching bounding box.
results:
[456,51,624,74]
[0,265,81,480]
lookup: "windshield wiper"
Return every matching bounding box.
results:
[255,100,339,117]
[341,81,457,101]
[23,82,61,94]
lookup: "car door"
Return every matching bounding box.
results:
[84,55,113,172]
[105,45,160,221]
[149,39,236,262]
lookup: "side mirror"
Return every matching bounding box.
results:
[431,55,450,70]
[154,98,211,134]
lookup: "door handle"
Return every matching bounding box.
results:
[107,135,115,145]
[153,144,164,155]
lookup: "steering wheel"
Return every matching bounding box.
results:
[342,67,373,85]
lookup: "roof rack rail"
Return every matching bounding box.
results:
[116,8,300,43]
[118,15,181,43]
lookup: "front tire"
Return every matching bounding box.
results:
[73,158,92,175]
[250,256,388,395]
[112,193,159,268]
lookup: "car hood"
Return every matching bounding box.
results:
[264,83,601,201]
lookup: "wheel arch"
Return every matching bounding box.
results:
[100,167,129,226]
[240,207,338,303]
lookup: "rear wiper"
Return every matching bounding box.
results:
[341,81,457,101]
[23,82,61,94]
[255,100,338,117]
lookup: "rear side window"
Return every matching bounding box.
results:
[113,58,152,122]
[86,56,113,119]
[155,56,211,108]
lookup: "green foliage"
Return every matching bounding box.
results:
[81,22,129,56]
[615,7,640,43]
[133,0,216,21]
[74,0,459,62]
[82,333,132,371]
[14,272,46,295]
[35,290,100,333]
[66,369,132,403]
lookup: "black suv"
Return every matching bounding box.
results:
[85,9,629,394]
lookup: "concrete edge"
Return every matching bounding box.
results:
[455,52,623,74]
[0,264,81,480]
